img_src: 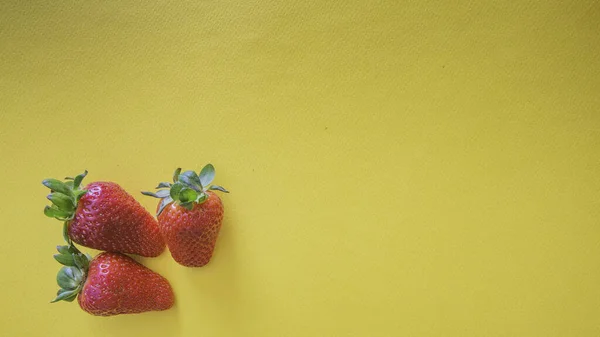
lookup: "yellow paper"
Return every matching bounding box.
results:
[1,1,599,336]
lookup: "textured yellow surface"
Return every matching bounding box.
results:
[1,1,599,336]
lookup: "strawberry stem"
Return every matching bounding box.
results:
[142,164,229,216]
[51,242,91,303]
[42,170,88,222]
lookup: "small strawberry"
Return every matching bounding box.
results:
[43,171,165,257]
[51,245,174,316]
[143,164,229,267]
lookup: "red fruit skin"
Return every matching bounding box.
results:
[69,182,165,257]
[158,191,224,267]
[78,252,174,316]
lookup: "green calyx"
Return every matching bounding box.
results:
[142,164,229,216]
[43,171,91,303]
[51,243,92,303]
[42,171,88,221]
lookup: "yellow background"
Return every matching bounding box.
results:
[1,1,599,336]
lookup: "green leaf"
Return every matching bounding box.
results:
[68,244,80,254]
[155,189,170,198]
[181,170,202,185]
[172,168,182,183]
[141,191,160,198]
[56,245,70,254]
[44,206,71,220]
[73,253,89,270]
[50,289,79,303]
[73,189,87,202]
[199,164,215,187]
[156,182,171,189]
[62,222,71,244]
[178,188,198,203]
[85,253,93,262]
[57,267,79,290]
[72,266,83,280]
[170,183,184,201]
[63,290,79,302]
[178,173,202,192]
[62,293,78,302]
[157,197,173,216]
[73,170,88,189]
[209,185,229,193]
[51,288,79,303]
[144,189,170,198]
[196,193,208,204]
[180,202,194,210]
[54,253,75,266]
[42,179,72,196]
[47,193,75,211]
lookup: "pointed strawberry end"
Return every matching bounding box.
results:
[142,164,229,216]
[50,244,91,304]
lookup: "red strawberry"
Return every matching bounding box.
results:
[51,246,174,316]
[143,164,229,267]
[43,171,165,257]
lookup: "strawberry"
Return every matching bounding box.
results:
[143,164,229,267]
[51,245,174,316]
[43,171,165,257]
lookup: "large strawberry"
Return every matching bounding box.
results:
[51,244,174,316]
[43,171,165,257]
[142,164,229,267]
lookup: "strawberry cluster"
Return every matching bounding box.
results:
[43,164,228,316]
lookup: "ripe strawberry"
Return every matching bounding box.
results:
[43,171,165,257]
[143,164,229,267]
[51,245,174,316]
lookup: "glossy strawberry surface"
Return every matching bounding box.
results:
[158,191,224,267]
[69,182,165,257]
[78,252,174,316]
